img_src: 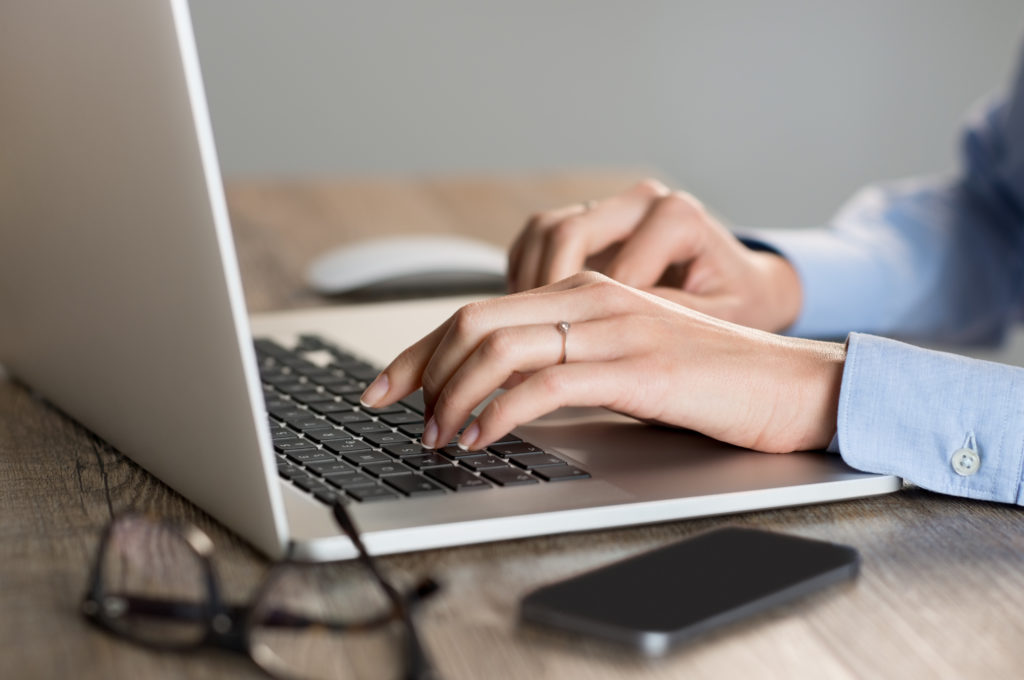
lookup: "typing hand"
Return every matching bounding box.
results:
[360,272,844,454]
[507,179,802,333]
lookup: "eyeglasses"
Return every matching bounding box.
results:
[81,501,441,680]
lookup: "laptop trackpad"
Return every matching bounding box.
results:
[517,408,865,500]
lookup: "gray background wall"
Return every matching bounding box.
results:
[191,1,1024,229]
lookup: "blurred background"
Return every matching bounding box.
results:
[192,0,1024,230]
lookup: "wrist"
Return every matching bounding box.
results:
[789,338,845,451]
[754,252,803,333]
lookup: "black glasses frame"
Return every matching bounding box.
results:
[81,501,440,680]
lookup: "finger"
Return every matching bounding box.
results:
[360,271,620,412]
[359,317,453,410]
[535,180,670,288]
[604,191,713,290]
[420,284,630,413]
[430,319,628,448]
[457,361,627,451]
[511,204,584,292]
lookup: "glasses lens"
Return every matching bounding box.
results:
[248,563,404,680]
[97,515,210,647]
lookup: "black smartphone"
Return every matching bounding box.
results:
[520,527,859,656]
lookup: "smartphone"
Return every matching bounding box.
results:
[520,527,859,656]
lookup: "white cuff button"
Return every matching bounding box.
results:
[951,448,980,477]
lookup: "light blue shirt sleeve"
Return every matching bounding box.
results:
[837,333,1024,504]
[742,44,1024,503]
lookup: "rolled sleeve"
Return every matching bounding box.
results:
[836,332,1024,504]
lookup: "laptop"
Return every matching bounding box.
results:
[0,0,900,561]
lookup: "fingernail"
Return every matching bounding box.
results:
[458,423,480,451]
[359,373,389,407]
[421,418,439,449]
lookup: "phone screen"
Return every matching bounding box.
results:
[520,527,859,655]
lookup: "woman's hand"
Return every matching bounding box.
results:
[360,272,845,454]
[507,179,803,333]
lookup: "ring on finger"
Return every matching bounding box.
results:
[556,320,571,364]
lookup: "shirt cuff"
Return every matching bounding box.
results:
[835,332,1024,504]
[738,228,893,339]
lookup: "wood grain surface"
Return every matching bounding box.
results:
[4,171,1024,680]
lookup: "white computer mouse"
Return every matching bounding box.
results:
[306,234,509,296]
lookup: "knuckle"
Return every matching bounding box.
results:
[524,212,546,235]
[592,276,624,297]
[537,367,566,395]
[419,362,442,397]
[567,270,606,287]
[433,389,460,419]
[550,217,582,246]
[634,177,669,198]
[481,328,516,363]
[661,190,706,220]
[452,301,486,337]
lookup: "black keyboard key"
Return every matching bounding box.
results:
[313,488,348,505]
[323,439,373,455]
[273,440,317,453]
[280,413,328,430]
[270,429,298,441]
[362,461,411,478]
[263,398,292,412]
[293,477,333,494]
[384,443,436,458]
[285,449,337,465]
[326,411,371,426]
[488,442,543,457]
[425,466,492,491]
[325,472,377,489]
[325,383,366,397]
[254,338,290,357]
[262,373,298,387]
[385,474,446,497]
[399,390,427,414]
[342,365,380,382]
[309,401,355,415]
[278,465,312,481]
[402,453,454,470]
[362,431,412,447]
[347,485,401,503]
[291,391,336,405]
[292,365,333,379]
[310,375,356,389]
[492,433,524,445]
[460,454,509,471]
[439,445,477,460]
[269,406,307,421]
[508,452,568,469]
[358,403,406,416]
[306,460,358,477]
[346,421,391,436]
[302,428,354,444]
[398,422,426,437]
[341,449,393,466]
[275,381,310,394]
[534,466,591,482]
[379,411,422,426]
[482,468,539,487]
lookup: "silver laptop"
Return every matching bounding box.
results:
[0,0,899,561]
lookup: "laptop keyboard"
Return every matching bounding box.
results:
[255,335,591,505]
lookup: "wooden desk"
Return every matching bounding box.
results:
[4,172,1024,679]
